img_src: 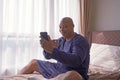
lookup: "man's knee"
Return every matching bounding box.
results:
[29,59,37,66]
[52,70,83,80]
[29,59,39,71]
[30,59,37,63]
[64,70,83,80]
[67,70,80,75]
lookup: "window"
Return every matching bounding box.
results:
[0,0,80,75]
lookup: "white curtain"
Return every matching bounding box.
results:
[0,0,80,76]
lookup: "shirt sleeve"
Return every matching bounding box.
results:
[43,50,52,59]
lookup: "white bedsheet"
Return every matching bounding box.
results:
[0,74,47,80]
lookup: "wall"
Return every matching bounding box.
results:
[90,0,120,31]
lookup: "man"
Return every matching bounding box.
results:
[19,17,90,80]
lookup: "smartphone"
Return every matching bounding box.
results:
[40,32,49,40]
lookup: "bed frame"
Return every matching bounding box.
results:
[90,30,120,46]
[89,30,120,80]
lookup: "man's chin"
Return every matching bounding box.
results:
[62,35,67,39]
[61,33,67,38]
[62,35,65,38]
[61,34,65,36]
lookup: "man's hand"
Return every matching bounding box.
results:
[40,36,59,54]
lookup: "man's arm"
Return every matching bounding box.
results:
[43,50,52,59]
[50,39,90,67]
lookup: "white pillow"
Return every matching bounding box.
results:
[90,43,120,71]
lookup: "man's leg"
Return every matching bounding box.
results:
[49,70,83,80]
[18,59,39,74]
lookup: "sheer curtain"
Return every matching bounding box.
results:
[0,0,80,76]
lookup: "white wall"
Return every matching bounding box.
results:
[90,0,120,31]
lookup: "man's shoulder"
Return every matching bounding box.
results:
[74,33,85,41]
[73,33,89,45]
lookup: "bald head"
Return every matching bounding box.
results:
[59,17,75,40]
[60,17,74,27]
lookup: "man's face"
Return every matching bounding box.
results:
[59,19,74,38]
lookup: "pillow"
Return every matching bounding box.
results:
[90,43,120,72]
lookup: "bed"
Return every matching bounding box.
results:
[0,30,120,80]
[88,30,120,80]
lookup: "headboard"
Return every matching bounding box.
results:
[91,30,120,46]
